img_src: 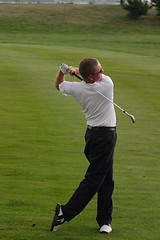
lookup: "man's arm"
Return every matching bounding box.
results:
[55,71,65,90]
[54,64,80,91]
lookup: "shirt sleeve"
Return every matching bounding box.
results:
[59,81,80,96]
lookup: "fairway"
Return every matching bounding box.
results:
[0,3,160,240]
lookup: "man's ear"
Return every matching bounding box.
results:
[88,75,95,83]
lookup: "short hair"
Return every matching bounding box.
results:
[79,58,99,80]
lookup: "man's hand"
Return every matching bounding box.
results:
[67,66,77,76]
[60,63,69,74]
[60,63,80,76]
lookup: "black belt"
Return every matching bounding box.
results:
[87,126,116,131]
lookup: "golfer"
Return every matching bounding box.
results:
[51,58,117,234]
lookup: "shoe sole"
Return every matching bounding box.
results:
[51,225,59,232]
[50,204,64,232]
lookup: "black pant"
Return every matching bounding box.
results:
[62,127,117,227]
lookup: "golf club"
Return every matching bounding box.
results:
[72,73,135,123]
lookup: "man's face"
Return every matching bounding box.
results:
[92,62,104,82]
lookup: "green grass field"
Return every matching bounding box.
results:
[0,3,160,240]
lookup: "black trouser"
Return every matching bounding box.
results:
[62,127,117,227]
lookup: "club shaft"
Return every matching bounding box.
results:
[94,89,125,112]
[73,73,83,81]
[73,73,135,122]
[73,73,126,112]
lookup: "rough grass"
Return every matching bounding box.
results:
[0,3,159,34]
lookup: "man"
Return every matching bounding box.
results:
[51,58,117,234]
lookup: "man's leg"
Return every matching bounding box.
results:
[96,158,114,227]
[62,128,117,222]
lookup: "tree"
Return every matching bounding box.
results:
[121,0,152,19]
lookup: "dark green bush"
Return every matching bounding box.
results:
[121,0,152,19]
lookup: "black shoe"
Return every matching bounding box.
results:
[50,203,65,232]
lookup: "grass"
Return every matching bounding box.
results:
[0,3,160,240]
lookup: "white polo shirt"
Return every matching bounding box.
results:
[59,74,116,127]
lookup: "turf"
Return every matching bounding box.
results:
[0,3,160,240]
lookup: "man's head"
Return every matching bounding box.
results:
[79,58,103,83]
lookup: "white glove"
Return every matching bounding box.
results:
[60,63,68,74]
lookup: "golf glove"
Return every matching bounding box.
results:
[60,63,68,74]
